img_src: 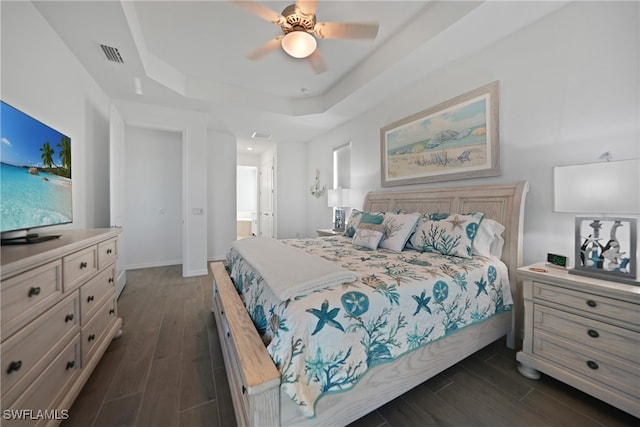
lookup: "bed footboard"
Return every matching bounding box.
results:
[209,262,280,427]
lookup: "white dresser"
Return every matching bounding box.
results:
[1,229,123,426]
[516,264,639,417]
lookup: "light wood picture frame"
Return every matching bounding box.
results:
[380,81,500,187]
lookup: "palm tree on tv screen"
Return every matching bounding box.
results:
[40,141,56,168]
[57,135,71,177]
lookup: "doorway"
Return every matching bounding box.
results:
[237,165,258,240]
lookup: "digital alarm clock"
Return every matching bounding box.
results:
[547,253,568,268]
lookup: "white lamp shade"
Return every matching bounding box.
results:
[328,188,350,208]
[554,159,640,214]
[281,31,317,58]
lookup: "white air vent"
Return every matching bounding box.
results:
[251,132,272,140]
[100,44,124,63]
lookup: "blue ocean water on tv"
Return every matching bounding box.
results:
[0,162,72,232]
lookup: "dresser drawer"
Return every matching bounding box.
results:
[534,304,639,364]
[1,291,79,399]
[63,245,98,292]
[534,331,639,399]
[80,264,115,325]
[81,296,117,366]
[98,237,117,269]
[1,335,80,425]
[532,282,638,326]
[1,261,63,338]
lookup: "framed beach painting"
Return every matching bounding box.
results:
[380,81,500,187]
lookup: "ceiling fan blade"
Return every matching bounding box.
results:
[314,22,379,39]
[295,0,318,17]
[229,0,284,24]
[247,36,283,61]
[307,49,326,74]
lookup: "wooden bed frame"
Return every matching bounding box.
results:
[210,181,529,426]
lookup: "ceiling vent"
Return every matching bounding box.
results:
[100,44,124,63]
[251,132,272,140]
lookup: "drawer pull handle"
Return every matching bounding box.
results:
[87,295,95,303]
[7,360,22,374]
[586,300,597,308]
[108,277,114,283]
[88,334,96,342]
[65,361,75,370]
[586,360,599,370]
[106,248,113,254]
[109,308,115,315]
[226,331,230,338]
[242,385,247,395]
[587,329,599,338]
[28,286,41,297]
[65,313,75,322]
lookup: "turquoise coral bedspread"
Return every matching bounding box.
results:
[226,235,512,417]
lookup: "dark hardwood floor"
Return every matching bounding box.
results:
[63,265,637,427]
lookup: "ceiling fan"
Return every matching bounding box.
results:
[230,0,379,74]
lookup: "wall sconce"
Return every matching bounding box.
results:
[554,158,639,284]
[328,188,350,231]
[310,169,326,198]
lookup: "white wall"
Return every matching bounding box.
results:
[124,127,182,269]
[306,1,639,267]
[1,1,111,230]
[207,130,237,261]
[276,142,307,238]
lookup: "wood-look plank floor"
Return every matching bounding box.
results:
[63,265,637,427]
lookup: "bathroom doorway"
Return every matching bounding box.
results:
[237,165,258,240]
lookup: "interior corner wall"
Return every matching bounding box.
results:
[276,142,308,239]
[208,130,237,261]
[306,1,639,266]
[1,1,111,230]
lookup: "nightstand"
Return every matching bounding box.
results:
[317,229,342,237]
[516,263,639,417]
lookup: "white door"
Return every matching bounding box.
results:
[109,105,126,297]
[259,157,274,238]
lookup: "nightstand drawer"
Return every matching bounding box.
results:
[534,331,639,399]
[532,281,638,326]
[534,304,639,364]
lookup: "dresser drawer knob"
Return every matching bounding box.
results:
[87,295,95,303]
[586,300,597,308]
[7,360,22,374]
[587,329,599,338]
[65,313,74,323]
[109,308,115,315]
[108,277,114,283]
[28,286,41,297]
[586,360,599,370]
[106,248,113,254]
[65,361,75,370]
[88,334,96,342]
[242,385,247,395]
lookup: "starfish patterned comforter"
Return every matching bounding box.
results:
[226,235,513,418]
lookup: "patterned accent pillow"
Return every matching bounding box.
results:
[344,210,384,237]
[379,212,420,252]
[408,212,486,259]
[352,224,385,249]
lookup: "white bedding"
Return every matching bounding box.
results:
[231,237,358,301]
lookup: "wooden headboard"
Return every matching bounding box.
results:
[362,181,529,347]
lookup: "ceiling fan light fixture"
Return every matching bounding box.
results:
[281,30,317,58]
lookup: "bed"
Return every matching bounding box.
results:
[210,181,529,426]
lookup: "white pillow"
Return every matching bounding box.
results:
[352,224,384,250]
[379,212,420,252]
[472,219,505,258]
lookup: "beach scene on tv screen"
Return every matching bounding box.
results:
[1,102,72,233]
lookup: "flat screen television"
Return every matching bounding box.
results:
[1,101,72,244]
